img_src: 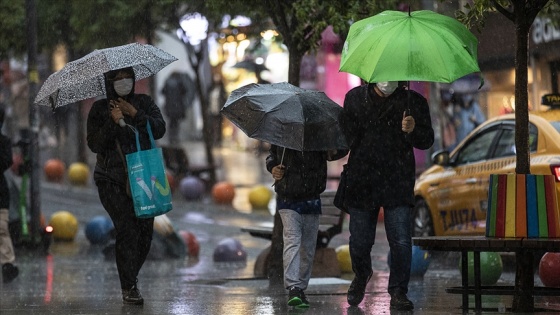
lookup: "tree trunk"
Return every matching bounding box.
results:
[514,6,531,175]
[266,45,305,285]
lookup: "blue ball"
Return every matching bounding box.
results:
[213,237,247,262]
[179,176,206,200]
[387,245,431,277]
[410,245,431,277]
[85,216,114,245]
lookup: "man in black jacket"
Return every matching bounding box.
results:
[267,145,346,309]
[338,81,434,310]
[87,67,166,305]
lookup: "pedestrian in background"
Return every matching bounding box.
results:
[0,106,18,283]
[338,81,434,311]
[266,145,347,309]
[453,93,485,146]
[161,72,188,144]
[87,67,166,305]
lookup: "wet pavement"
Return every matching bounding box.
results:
[2,140,560,314]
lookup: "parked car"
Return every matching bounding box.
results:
[413,109,560,237]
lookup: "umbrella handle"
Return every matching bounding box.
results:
[272,147,286,187]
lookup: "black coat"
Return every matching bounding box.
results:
[87,73,166,187]
[266,145,347,202]
[339,84,434,209]
[0,133,12,209]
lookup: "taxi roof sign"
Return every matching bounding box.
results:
[542,93,560,107]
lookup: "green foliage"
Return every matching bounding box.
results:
[0,0,26,59]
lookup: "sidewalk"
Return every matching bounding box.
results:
[2,140,560,314]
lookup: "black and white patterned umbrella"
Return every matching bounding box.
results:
[35,43,177,109]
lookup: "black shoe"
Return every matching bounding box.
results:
[2,263,19,283]
[390,291,414,311]
[347,271,373,306]
[287,286,309,308]
[122,285,144,305]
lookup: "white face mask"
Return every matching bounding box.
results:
[113,78,134,96]
[376,81,399,96]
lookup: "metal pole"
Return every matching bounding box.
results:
[26,0,41,244]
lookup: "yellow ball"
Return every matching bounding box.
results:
[68,162,90,185]
[248,185,272,209]
[336,244,353,273]
[49,211,79,241]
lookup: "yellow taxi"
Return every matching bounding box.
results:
[413,108,560,237]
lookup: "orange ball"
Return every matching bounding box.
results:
[211,181,235,204]
[44,159,65,182]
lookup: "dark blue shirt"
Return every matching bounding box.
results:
[277,198,322,215]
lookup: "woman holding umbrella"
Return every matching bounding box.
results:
[86,67,166,305]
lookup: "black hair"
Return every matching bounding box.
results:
[103,67,135,101]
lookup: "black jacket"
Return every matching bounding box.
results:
[0,133,12,209]
[87,68,166,186]
[339,84,434,209]
[266,145,347,202]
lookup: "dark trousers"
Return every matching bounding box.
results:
[97,181,153,290]
[348,206,412,295]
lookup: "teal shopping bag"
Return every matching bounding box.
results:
[126,122,173,218]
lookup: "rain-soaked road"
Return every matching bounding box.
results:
[1,141,559,314]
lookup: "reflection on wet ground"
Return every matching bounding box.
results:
[2,142,560,314]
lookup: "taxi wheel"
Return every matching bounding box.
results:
[412,199,434,237]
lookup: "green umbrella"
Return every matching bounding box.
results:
[339,10,480,83]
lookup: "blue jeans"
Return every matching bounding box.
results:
[348,206,412,295]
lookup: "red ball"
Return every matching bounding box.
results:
[178,230,200,258]
[166,173,176,192]
[539,252,560,287]
[44,159,65,182]
[211,181,235,204]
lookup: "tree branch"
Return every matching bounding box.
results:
[492,0,515,21]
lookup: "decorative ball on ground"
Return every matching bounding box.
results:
[179,176,206,200]
[539,252,560,287]
[178,230,200,258]
[49,211,78,241]
[166,173,176,192]
[44,159,65,182]
[85,216,113,245]
[248,185,273,209]
[68,162,90,185]
[211,181,236,204]
[410,246,431,277]
[153,214,174,237]
[459,251,503,285]
[213,237,247,262]
[335,244,353,273]
[387,246,431,277]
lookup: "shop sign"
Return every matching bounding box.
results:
[542,93,560,106]
[532,17,560,45]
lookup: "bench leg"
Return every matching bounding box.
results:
[461,250,469,312]
[512,250,534,312]
[474,251,482,311]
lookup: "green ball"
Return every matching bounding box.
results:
[459,252,503,285]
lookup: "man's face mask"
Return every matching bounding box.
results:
[376,81,399,96]
[113,78,133,97]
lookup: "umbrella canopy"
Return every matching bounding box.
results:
[221,82,348,151]
[339,10,480,83]
[35,43,177,109]
[232,60,269,73]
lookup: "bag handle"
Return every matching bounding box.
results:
[134,120,156,152]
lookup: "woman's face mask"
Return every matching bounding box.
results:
[376,81,399,96]
[113,78,134,96]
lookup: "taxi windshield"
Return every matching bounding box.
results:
[550,121,560,134]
